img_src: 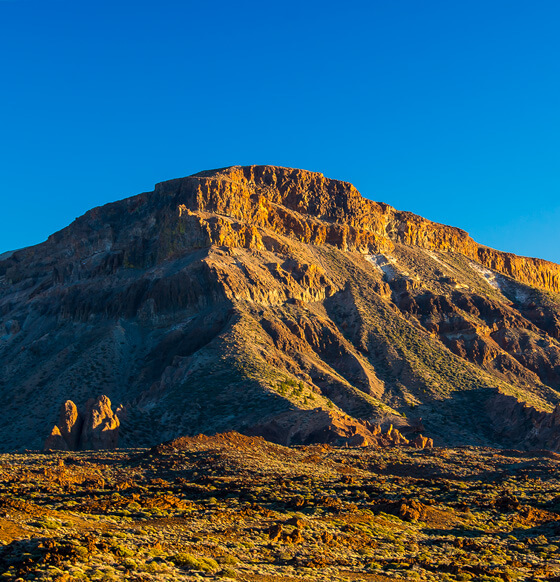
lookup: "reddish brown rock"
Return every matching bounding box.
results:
[412,434,433,449]
[268,523,283,542]
[396,499,428,522]
[57,400,83,451]
[246,408,380,447]
[285,528,303,544]
[364,422,382,436]
[44,396,120,451]
[80,395,120,451]
[384,424,409,445]
[44,426,69,451]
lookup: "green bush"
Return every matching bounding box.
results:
[171,553,219,572]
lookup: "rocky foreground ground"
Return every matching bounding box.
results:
[1,434,560,581]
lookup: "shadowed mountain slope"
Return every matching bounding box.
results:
[2,165,560,450]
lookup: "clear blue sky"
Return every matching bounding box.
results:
[1,0,560,262]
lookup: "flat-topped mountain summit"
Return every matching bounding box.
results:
[2,165,560,450]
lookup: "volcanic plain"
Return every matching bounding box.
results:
[2,434,560,581]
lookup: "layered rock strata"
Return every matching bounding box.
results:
[3,165,559,293]
[158,166,560,293]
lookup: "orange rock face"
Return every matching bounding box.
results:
[44,425,68,451]
[44,396,121,451]
[150,166,560,293]
[58,400,82,450]
[80,395,120,451]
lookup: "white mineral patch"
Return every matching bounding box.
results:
[469,262,502,290]
[469,262,535,304]
[444,330,477,341]
[512,286,532,304]
[365,254,403,281]
[499,277,533,305]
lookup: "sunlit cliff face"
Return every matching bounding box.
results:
[158,165,560,292]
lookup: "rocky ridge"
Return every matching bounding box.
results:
[1,165,560,451]
[158,166,560,293]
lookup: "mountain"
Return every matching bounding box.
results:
[2,165,560,451]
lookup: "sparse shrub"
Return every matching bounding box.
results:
[74,545,89,559]
[29,517,63,530]
[367,560,382,570]
[171,553,218,572]
[122,558,138,570]
[141,560,171,574]
[111,543,134,558]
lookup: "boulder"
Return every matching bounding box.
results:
[397,499,428,521]
[268,523,283,542]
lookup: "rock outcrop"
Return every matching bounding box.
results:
[153,166,560,293]
[44,426,68,451]
[246,408,379,447]
[412,434,434,449]
[57,400,83,450]
[246,409,431,449]
[80,395,121,450]
[44,396,121,451]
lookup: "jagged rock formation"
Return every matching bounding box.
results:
[44,396,120,451]
[411,434,434,449]
[159,166,560,291]
[1,165,560,450]
[57,400,82,450]
[44,426,68,451]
